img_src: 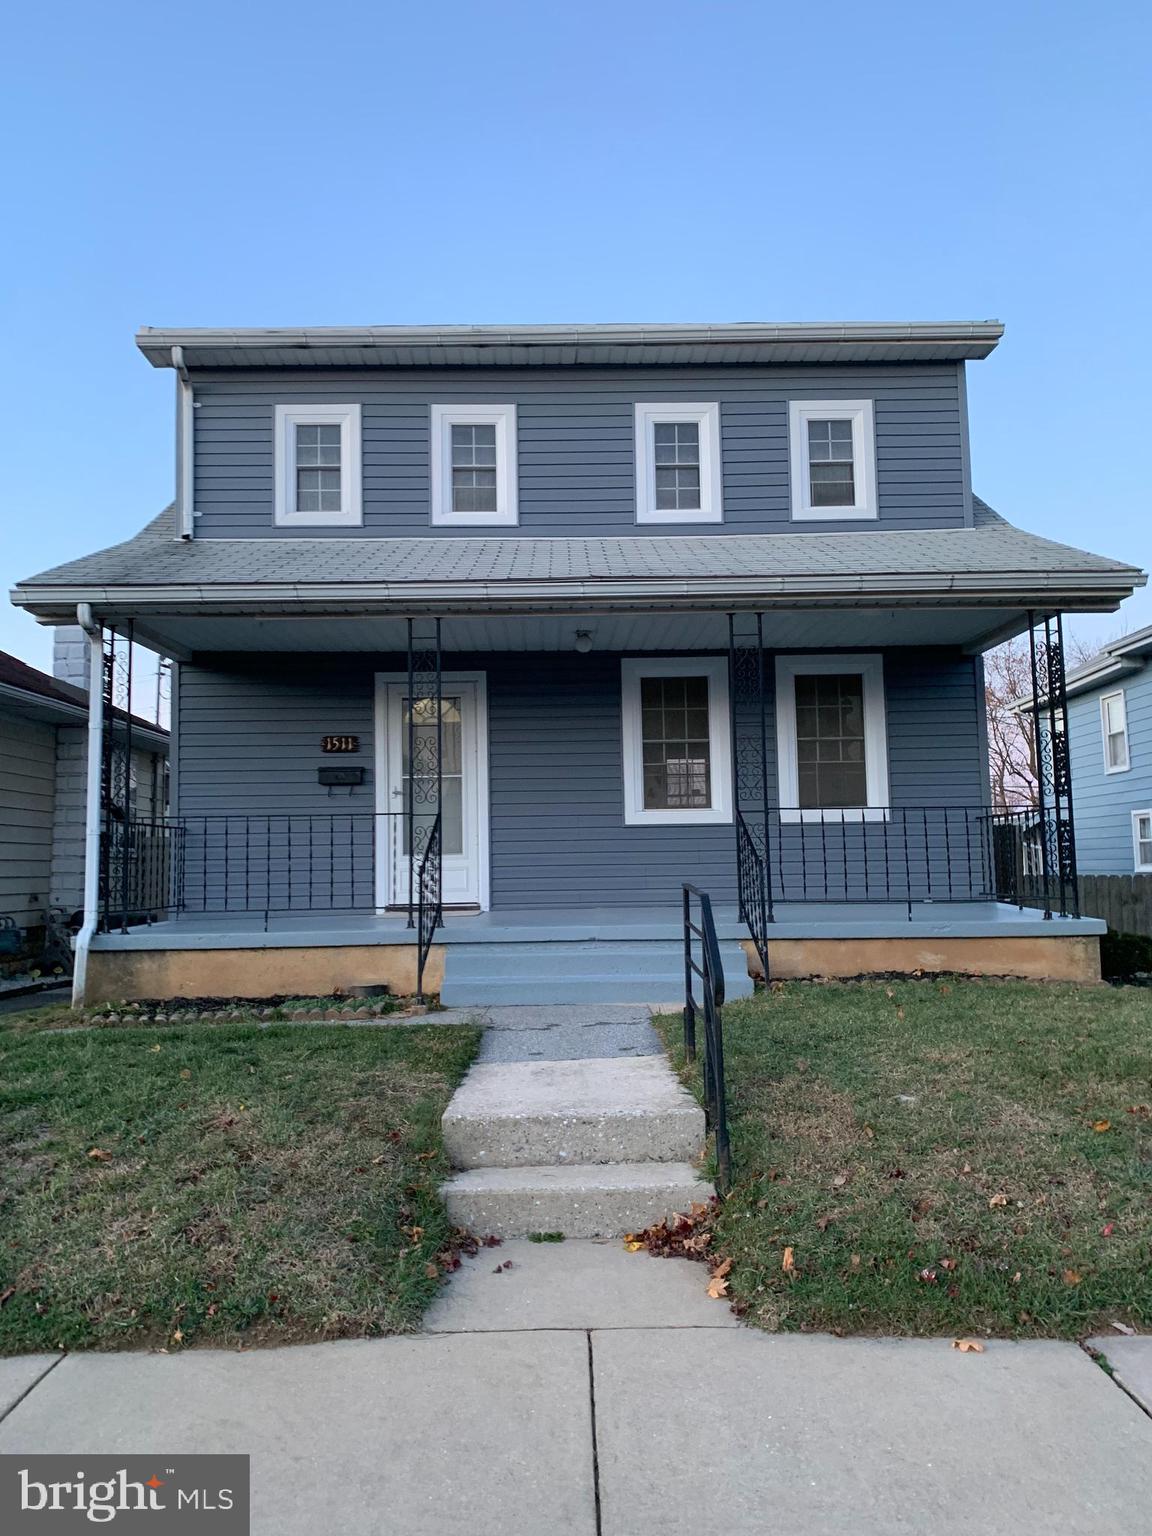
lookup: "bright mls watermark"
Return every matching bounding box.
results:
[1,1456,249,1532]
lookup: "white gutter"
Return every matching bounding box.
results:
[173,346,194,540]
[71,604,104,1008]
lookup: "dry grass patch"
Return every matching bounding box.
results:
[656,978,1152,1338]
[0,1020,480,1354]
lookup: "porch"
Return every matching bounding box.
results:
[84,896,1105,1006]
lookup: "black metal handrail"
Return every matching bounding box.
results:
[683,883,732,1194]
[416,811,443,1001]
[736,810,771,976]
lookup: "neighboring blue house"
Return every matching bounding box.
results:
[9,321,1146,1004]
[1063,626,1152,876]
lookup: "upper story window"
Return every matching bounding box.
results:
[274,404,362,526]
[1133,811,1152,873]
[431,404,517,526]
[775,654,890,821]
[789,400,877,521]
[620,657,732,825]
[1100,689,1130,773]
[634,402,722,524]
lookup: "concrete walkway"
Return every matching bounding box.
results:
[3,1328,1150,1534]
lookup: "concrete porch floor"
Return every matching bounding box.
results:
[90,900,1105,951]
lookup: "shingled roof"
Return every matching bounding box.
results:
[10,498,1143,617]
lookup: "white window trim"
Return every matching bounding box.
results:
[788,399,877,521]
[1133,810,1152,874]
[1100,689,1130,774]
[774,653,890,822]
[634,402,723,524]
[430,403,518,526]
[274,403,362,527]
[621,656,732,826]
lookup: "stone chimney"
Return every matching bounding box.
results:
[53,626,91,693]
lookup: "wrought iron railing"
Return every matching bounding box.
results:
[734,805,1081,919]
[416,812,443,1001]
[735,810,771,977]
[97,812,412,926]
[683,883,732,1193]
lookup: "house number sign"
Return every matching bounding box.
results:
[321,735,360,753]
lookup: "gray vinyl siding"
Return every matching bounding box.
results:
[1067,665,1152,874]
[174,648,986,910]
[0,710,57,926]
[191,363,968,539]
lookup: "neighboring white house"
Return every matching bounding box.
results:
[0,632,167,945]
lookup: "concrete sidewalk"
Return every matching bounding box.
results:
[3,1325,1150,1535]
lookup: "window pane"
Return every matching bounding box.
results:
[794,673,868,809]
[402,697,464,858]
[639,675,711,809]
[807,418,855,506]
[295,423,342,512]
[450,424,500,511]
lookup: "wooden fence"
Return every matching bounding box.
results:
[1075,875,1152,938]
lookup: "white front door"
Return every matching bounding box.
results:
[375,674,488,909]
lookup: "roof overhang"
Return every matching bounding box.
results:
[0,680,168,750]
[135,320,1005,370]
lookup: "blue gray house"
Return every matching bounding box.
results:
[9,322,1145,1004]
[1063,626,1152,879]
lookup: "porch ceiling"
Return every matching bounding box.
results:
[110,605,1027,658]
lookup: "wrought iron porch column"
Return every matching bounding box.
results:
[1027,611,1079,918]
[405,617,443,928]
[728,612,774,923]
[99,624,134,934]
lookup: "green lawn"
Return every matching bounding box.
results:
[657,979,1152,1338]
[0,1016,481,1353]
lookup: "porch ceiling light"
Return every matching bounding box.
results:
[574,629,594,654]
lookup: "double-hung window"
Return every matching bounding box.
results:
[634,402,722,523]
[789,400,877,520]
[775,654,889,821]
[621,657,732,825]
[1100,690,1130,773]
[431,404,517,526]
[274,404,362,526]
[1133,811,1152,873]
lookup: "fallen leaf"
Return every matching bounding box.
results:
[171,1329,184,1344]
[706,1274,729,1299]
[918,1268,938,1284]
[816,1214,834,1231]
[1101,1223,1115,1237]
[1012,1272,1022,1284]
[988,1192,1008,1208]
[1111,1320,1136,1336]
[896,1007,906,1022]
[87,1148,113,1162]
[951,1338,985,1353]
[831,1172,849,1188]
[179,1068,192,1080]
[849,1254,861,1271]
[939,1257,958,1272]
[1092,1120,1112,1133]
[781,1246,795,1274]
[863,1126,875,1140]
[149,1044,162,1053]
[0,1287,15,1308]
[624,1240,645,1253]
[712,1256,733,1280]
[425,1263,440,1279]
[1063,1270,1083,1286]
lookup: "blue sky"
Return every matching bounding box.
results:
[2,0,1149,671]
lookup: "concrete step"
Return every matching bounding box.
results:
[439,939,753,1006]
[441,1161,715,1239]
[442,1056,706,1168]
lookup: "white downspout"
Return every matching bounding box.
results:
[72,603,104,1007]
[174,345,194,539]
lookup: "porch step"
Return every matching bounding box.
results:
[439,939,754,1006]
[442,1056,706,1168]
[441,1162,714,1239]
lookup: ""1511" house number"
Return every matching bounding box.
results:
[321,735,359,753]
